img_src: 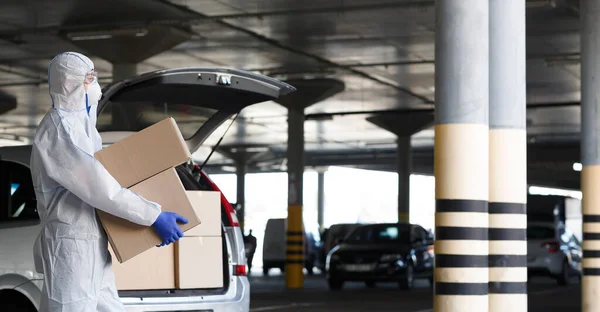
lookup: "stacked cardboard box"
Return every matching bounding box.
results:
[176,191,224,289]
[109,244,176,290]
[94,117,224,290]
[94,117,199,263]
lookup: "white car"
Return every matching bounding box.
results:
[527,221,582,285]
[0,67,295,311]
[261,218,319,276]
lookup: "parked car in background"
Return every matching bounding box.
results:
[527,221,582,285]
[326,223,434,290]
[318,223,363,271]
[262,218,319,275]
[0,67,295,312]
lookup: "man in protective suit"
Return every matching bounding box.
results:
[30,52,189,312]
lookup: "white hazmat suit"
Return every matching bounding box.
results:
[30,52,162,312]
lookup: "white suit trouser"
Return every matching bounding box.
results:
[39,234,126,312]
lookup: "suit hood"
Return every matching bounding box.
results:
[48,52,94,111]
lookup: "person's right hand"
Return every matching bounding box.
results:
[152,212,189,247]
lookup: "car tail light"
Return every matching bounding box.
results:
[201,171,240,227]
[541,241,560,253]
[234,264,247,276]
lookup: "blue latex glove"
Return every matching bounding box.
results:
[152,212,188,247]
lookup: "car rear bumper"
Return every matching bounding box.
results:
[527,254,564,275]
[121,277,250,312]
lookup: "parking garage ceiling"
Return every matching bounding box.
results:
[0,0,586,189]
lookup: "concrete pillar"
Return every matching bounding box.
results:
[397,136,411,223]
[317,171,325,230]
[112,63,137,81]
[581,1,600,310]
[488,0,528,311]
[286,107,305,289]
[236,161,247,232]
[434,1,489,311]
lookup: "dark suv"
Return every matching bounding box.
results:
[326,223,434,290]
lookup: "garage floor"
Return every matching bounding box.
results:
[250,273,580,312]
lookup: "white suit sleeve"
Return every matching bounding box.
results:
[35,118,161,226]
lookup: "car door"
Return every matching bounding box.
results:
[0,158,42,291]
[96,67,296,153]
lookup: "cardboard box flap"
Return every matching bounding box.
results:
[130,168,201,237]
[98,168,201,263]
[98,209,149,263]
[95,117,191,188]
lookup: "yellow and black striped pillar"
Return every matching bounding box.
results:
[581,1,600,310]
[434,1,489,311]
[488,133,527,309]
[488,0,528,311]
[286,205,304,287]
[286,107,305,288]
[488,133,527,310]
[581,169,600,311]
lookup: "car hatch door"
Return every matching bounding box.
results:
[96,67,296,153]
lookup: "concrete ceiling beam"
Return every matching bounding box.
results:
[366,110,434,137]
[273,78,345,110]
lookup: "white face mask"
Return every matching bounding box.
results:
[87,82,102,126]
[87,82,102,107]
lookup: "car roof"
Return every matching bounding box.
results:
[0,145,32,167]
[356,222,413,229]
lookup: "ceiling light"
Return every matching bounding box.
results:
[69,34,113,41]
[246,146,269,153]
[220,165,237,173]
[67,28,148,41]
[573,162,582,172]
[529,186,582,200]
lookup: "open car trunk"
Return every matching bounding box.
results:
[116,165,231,297]
[97,67,295,151]
[96,67,295,295]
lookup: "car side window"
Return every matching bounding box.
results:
[0,160,39,223]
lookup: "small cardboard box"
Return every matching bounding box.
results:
[184,191,222,237]
[97,168,201,263]
[95,117,191,188]
[176,236,224,289]
[109,244,175,290]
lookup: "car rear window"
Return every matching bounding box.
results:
[346,224,410,243]
[527,226,555,240]
[97,99,218,140]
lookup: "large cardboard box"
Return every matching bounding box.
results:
[176,236,224,289]
[97,168,201,263]
[184,191,222,237]
[109,244,176,290]
[110,191,223,290]
[95,118,191,188]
